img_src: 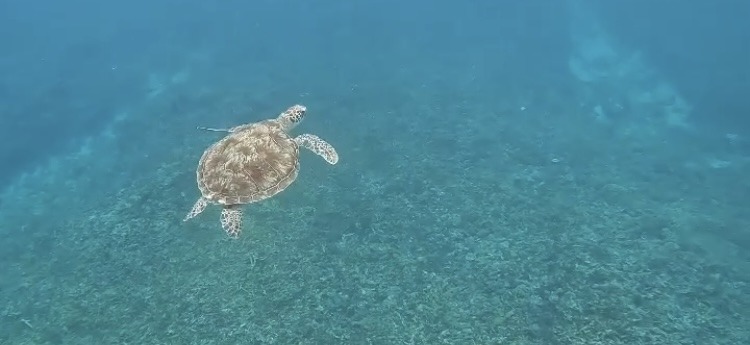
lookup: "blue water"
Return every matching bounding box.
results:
[1,0,748,344]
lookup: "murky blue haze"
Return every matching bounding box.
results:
[0,0,748,344]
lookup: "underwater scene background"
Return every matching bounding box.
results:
[1,0,748,344]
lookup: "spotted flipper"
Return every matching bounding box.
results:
[184,197,208,221]
[220,206,243,238]
[294,134,339,165]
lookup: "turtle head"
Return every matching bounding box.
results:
[277,104,306,131]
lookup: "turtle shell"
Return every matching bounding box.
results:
[196,120,299,205]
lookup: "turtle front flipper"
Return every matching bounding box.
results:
[184,197,208,221]
[220,205,243,238]
[294,134,339,165]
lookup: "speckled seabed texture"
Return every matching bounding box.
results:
[1,69,748,344]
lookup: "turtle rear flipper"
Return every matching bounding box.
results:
[221,206,243,238]
[197,126,231,132]
[184,197,208,221]
[196,124,253,133]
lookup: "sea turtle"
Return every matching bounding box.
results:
[183,104,339,238]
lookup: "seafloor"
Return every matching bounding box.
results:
[1,68,748,344]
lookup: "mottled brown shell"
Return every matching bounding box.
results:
[196,120,299,205]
